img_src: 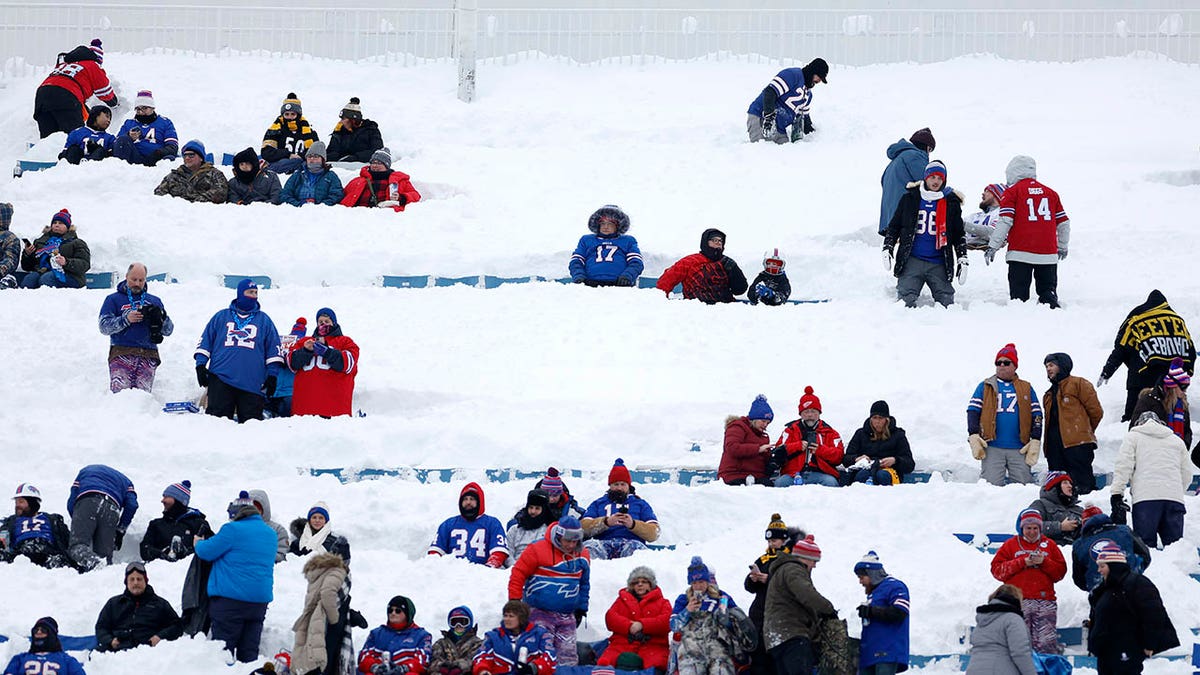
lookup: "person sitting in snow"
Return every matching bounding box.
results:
[656,228,748,304]
[358,595,433,675]
[430,606,483,675]
[261,92,320,175]
[568,205,644,287]
[506,489,553,564]
[154,139,228,204]
[227,148,282,205]
[0,203,21,290]
[340,147,421,211]
[19,209,90,289]
[772,387,845,487]
[289,501,351,563]
[428,483,509,568]
[964,183,1006,249]
[0,483,74,570]
[580,459,660,560]
[140,480,212,563]
[327,97,385,163]
[2,618,86,675]
[840,400,915,486]
[281,141,345,207]
[508,517,591,666]
[473,600,556,675]
[746,58,829,144]
[530,467,584,522]
[1025,471,1085,546]
[598,565,672,671]
[113,89,179,166]
[60,104,115,164]
[747,248,791,306]
[94,561,183,651]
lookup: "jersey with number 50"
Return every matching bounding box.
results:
[995,178,1069,263]
[746,67,813,117]
[569,233,644,283]
[429,514,508,565]
[194,301,283,394]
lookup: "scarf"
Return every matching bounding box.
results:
[919,187,951,249]
[298,523,332,555]
[1170,399,1186,440]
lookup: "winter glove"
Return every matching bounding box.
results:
[572,276,586,284]
[311,341,329,357]
[397,194,408,207]
[514,662,536,675]
[195,364,209,387]
[956,258,969,284]
[1096,373,1109,387]
[349,608,369,629]
[1057,248,1068,261]
[616,276,634,287]
[857,604,872,619]
[984,248,997,265]
[1110,494,1129,525]
[1020,439,1041,466]
[574,609,587,627]
[264,375,277,398]
[761,111,776,137]
[755,283,776,301]
[968,434,987,461]
[802,115,815,135]
[882,248,894,272]
[114,529,126,551]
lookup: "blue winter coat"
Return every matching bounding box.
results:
[859,576,910,670]
[879,139,929,234]
[1071,515,1151,591]
[98,281,174,350]
[68,464,138,531]
[194,512,277,603]
[281,167,345,206]
[582,495,657,542]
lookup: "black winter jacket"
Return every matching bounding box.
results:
[843,417,916,477]
[95,585,183,650]
[20,226,91,286]
[883,185,966,282]
[140,507,213,562]
[326,119,383,163]
[747,271,791,306]
[1087,565,1178,660]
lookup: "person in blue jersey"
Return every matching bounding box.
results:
[853,552,910,675]
[195,278,284,423]
[878,128,935,236]
[0,483,74,570]
[67,464,138,570]
[746,58,828,144]
[473,600,556,675]
[357,595,434,674]
[113,90,179,166]
[98,262,173,393]
[569,205,644,287]
[140,480,212,563]
[967,344,1043,486]
[429,483,509,568]
[508,517,590,666]
[3,618,86,675]
[580,459,660,560]
[883,159,967,308]
[194,490,279,663]
[60,104,116,164]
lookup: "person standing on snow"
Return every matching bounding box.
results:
[985,155,1070,308]
[1041,353,1103,494]
[33,38,117,138]
[98,262,173,393]
[746,58,829,144]
[853,552,910,675]
[508,517,591,666]
[1098,290,1195,423]
[878,128,936,235]
[195,278,284,423]
[989,509,1067,655]
[288,307,360,418]
[883,159,968,308]
[967,344,1043,486]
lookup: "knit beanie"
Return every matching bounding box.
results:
[291,317,308,338]
[280,92,302,116]
[853,550,884,575]
[984,183,1006,203]
[308,502,330,523]
[89,38,104,63]
[909,127,935,152]
[307,141,327,160]
[924,159,947,180]
[540,467,564,498]
[686,556,711,583]
[1165,357,1191,388]
[995,343,1019,368]
[1042,471,1071,492]
[869,400,890,418]
[609,458,632,485]
[627,565,658,589]
[316,307,338,325]
[227,490,255,519]
[792,534,822,562]
[50,209,71,227]
[340,97,363,121]
[615,653,645,671]
[798,386,821,414]
[1017,508,1043,533]
[765,513,789,540]
[370,147,393,169]
[163,480,192,506]
[134,89,156,108]
[1080,504,1103,524]
[182,139,206,158]
[748,394,774,422]
[388,595,416,621]
[1094,542,1127,564]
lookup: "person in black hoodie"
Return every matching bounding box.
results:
[748,248,792,306]
[326,97,384,163]
[655,228,748,303]
[1099,290,1195,422]
[140,480,213,562]
[95,561,184,651]
[1087,545,1178,674]
[227,147,282,205]
[841,400,915,485]
[883,159,968,308]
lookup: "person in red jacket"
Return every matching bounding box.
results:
[340,148,421,212]
[33,39,118,138]
[985,155,1070,308]
[656,228,748,304]
[990,509,1067,655]
[287,307,360,417]
[773,387,844,487]
[720,395,775,485]
[598,566,672,670]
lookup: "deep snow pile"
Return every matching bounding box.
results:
[0,52,1197,674]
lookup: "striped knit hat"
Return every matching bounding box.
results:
[89,39,104,63]
[1164,357,1190,388]
[134,89,156,109]
[984,183,1006,202]
[924,160,947,179]
[163,480,192,506]
[50,209,71,227]
[541,467,564,498]
[853,550,884,575]
[1018,508,1043,533]
[1094,541,1127,564]
[792,534,822,562]
[765,513,789,540]
[280,92,302,116]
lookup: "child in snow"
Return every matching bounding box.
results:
[747,249,791,306]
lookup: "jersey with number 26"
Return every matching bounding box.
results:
[4,651,86,675]
[429,515,508,565]
[997,178,1068,256]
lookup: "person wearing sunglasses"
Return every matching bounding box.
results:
[430,606,482,675]
[968,343,1043,486]
[154,138,229,204]
[113,89,179,166]
[358,596,433,675]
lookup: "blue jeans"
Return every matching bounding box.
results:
[20,271,82,288]
[774,471,840,487]
[114,135,173,166]
[849,468,900,485]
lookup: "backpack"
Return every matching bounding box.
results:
[814,615,858,675]
[722,606,759,660]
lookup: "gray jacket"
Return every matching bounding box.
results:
[228,170,282,205]
[1027,486,1084,545]
[247,489,289,563]
[965,598,1037,675]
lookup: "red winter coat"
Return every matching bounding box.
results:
[990,534,1067,601]
[775,419,844,478]
[288,334,360,417]
[598,587,673,670]
[656,253,746,304]
[40,54,117,113]
[340,168,422,212]
[719,416,771,484]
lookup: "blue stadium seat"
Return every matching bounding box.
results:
[381,275,430,288]
[434,276,479,287]
[222,274,272,289]
[85,272,114,289]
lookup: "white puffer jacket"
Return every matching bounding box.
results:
[1111,418,1191,505]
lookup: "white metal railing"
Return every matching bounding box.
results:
[1,6,1196,83]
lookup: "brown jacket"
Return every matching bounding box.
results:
[291,552,347,674]
[980,376,1037,444]
[1043,375,1103,448]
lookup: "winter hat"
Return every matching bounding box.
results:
[163,480,192,506]
[627,565,658,588]
[615,653,645,671]
[1042,471,1071,492]
[551,516,584,550]
[447,605,474,629]
[1017,508,1043,533]
[924,159,947,180]
[748,394,774,422]
[316,307,338,325]
[1094,542,1127,564]
[308,502,330,523]
[995,343,1019,367]
[588,205,631,235]
[0,202,12,231]
[340,97,364,121]
[525,489,550,512]
[134,89,156,108]
[181,139,206,157]
[89,38,104,63]
[984,183,1006,203]
[370,147,393,169]
[1080,504,1103,524]
[1165,357,1190,388]
[388,595,416,621]
[235,278,259,312]
[50,209,71,228]
[798,386,821,413]
[793,534,822,562]
[869,400,890,418]
[280,92,302,116]
[853,550,884,575]
[124,561,147,579]
[804,57,830,83]
[290,317,308,338]
[501,599,530,627]
[609,458,632,485]
[686,556,711,583]
[541,467,564,498]
[306,141,327,160]
[765,513,789,540]
[227,490,255,519]
[31,617,59,652]
[909,127,936,152]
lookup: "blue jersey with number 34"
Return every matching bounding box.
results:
[428,515,508,564]
[4,651,87,675]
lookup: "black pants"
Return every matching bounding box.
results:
[206,375,265,423]
[1007,261,1059,307]
[1121,387,1140,423]
[209,597,267,663]
[770,637,814,675]
[1097,651,1144,675]
[1045,441,1097,494]
[33,86,84,138]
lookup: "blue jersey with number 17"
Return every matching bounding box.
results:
[428,515,508,564]
[747,67,813,117]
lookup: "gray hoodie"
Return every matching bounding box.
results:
[965,597,1037,675]
[247,489,289,563]
[988,155,1070,264]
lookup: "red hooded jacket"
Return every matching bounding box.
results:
[340,168,422,212]
[598,586,673,670]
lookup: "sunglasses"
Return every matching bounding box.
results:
[182,151,199,158]
[995,360,1013,366]
[388,606,406,615]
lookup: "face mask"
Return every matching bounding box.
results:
[235,294,256,312]
[317,324,332,337]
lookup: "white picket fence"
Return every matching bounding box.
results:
[2,4,1197,100]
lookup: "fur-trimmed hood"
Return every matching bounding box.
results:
[724,414,742,428]
[290,516,308,538]
[302,551,346,580]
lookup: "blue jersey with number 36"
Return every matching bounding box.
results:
[4,651,86,675]
[428,515,508,564]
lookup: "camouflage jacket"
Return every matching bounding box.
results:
[154,163,229,204]
[429,628,482,674]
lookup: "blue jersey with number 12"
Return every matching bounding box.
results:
[194,301,283,394]
[428,515,508,564]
